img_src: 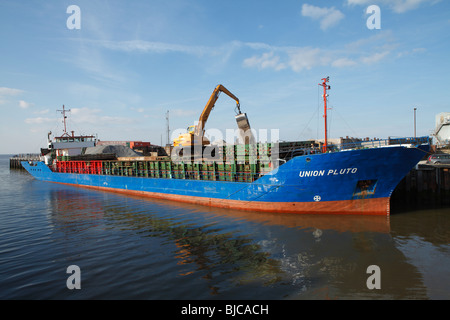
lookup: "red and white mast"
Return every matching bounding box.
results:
[319,77,330,153]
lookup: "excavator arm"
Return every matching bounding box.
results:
[173,84,253,147]
[195,84,241,136]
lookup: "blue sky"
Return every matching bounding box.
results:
[1,0,449,154]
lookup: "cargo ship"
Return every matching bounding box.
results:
[21,79,430,215]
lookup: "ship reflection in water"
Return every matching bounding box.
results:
[42,185,448,300]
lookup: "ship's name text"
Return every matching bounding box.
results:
[299,168,358,178]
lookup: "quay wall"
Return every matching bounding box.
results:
[391,165,450,209]
[9,154,40,169]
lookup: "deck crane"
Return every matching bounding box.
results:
[173,84,253,147]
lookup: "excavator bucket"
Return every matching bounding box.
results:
[235,113,255,144]
[235,113,250,131]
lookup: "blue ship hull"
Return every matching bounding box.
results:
[22,144,429,215]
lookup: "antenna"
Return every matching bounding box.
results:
[319,77,330,152]
[57,105,71,136]
[166,110,170,145]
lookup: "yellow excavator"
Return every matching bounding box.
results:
[173,84,252,147]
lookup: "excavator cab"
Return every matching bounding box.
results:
[173,125,210,147]
[187,125,196,134]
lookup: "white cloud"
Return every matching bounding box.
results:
[344,30,395,51]
[412,47,427,53]
[332,58,358,67]
[170,109,198,118]
[0,88,31,108]
[24,117,54,125]
[243,52,286,71]
[62,40,128,85]
[0,87,23,96]
[397,47,427,57]
[240,29,399,73]
[70,107,102,124]
[288,47,331,72]
[70,107,138,126]
[33,109,50,115]
[76,50,126,84]
[78,27,398,75]
[100,115,137,125]
[19,100,33,109]
[301,4,345,30]
[24,107,139,132]
[346,0,439,13]
[360,51,390,64]
[242,43,392,73]
[90,39,209,56]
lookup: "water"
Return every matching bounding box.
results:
[1,155,449,300]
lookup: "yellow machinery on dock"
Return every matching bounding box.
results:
[173,84,253,147]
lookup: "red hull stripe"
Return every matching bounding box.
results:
[54,181,391,216]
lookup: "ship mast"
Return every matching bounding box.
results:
[319,77,330,153]
[57,105,71,137]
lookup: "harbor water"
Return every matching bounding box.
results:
[1,155,448,300]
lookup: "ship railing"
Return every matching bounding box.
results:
[334,136,431,152]
[10,154,41,161]
[287,147,322,158]
[54,159,273,183]
[55,160,103,175]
